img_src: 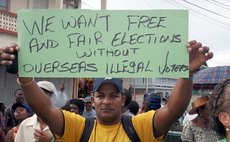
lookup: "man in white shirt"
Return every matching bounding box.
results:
[15,81,56,142]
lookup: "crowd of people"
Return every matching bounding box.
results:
[0,40,229,142]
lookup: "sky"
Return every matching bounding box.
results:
[81,0,230,67]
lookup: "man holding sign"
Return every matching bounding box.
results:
[0,40,213,141]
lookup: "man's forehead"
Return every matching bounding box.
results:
[98,82,119,90]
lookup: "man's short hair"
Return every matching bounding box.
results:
[123,89,132,107]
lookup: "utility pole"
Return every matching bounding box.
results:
[146,78,149,93]
[101,0,107,9]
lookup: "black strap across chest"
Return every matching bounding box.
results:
[80,115,140,142]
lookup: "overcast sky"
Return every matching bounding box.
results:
[81,0,230,67]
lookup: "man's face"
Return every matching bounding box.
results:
[85,102,92,111]
[13,106,30,122]
[15,90,24,103]
[92,83,125,124]
[69,104,80,115]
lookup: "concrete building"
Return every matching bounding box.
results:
[0,0,80,106]
[126,78,176,105]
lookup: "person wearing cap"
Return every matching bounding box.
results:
[5,102,33,142]
[4,88,25,134]
[141,92,162,113]
[14,81,57,142]
[181,96,221,142]
[82,96,96,118]
[0,40,213,141]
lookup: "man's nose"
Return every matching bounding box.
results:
[102,96,112,104]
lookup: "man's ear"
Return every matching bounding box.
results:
[91,96,95,107]
[218,112,230,126]
[121,95,126,106]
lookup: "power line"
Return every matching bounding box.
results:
[212,0,230,8]
[206,0,230,10]
[183,0,230,20]
[165,0,230,30]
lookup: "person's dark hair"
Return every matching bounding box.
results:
[127,101,139,115]
[0,103,5,114]
[69,98,85,115]
[208,79,230,137]
[123,89,132,107]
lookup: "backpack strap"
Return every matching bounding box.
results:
[122,115,140,142]
[80,117,95,142]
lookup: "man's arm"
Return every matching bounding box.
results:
[18,78,64,136]
[153,40,213,137]
[0,45,64,136]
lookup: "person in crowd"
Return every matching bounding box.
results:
[181,95,221,142]
[0,102,6,128]
[15,81,57,142]
[141,92,161,113]
[127,100,140,115]
[5,102,33,142]
[208,79,230,142]
[4,88,25,133]
[182,109,198,126]
[68,98,85,115]
[0,40,213,141]
[54,81,68,108]
[161,96,169,106]
[0,127,5,142]
[122,89,133,116]
[82,96,96,118]
[0,103,5,141]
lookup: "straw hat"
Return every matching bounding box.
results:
[189,96,210,115]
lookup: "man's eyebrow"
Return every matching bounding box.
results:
[96,91,120,94]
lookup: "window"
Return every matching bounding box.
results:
[33,0,49,9]
[0,0,8,10]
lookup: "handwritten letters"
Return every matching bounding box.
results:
[18,9,188,78]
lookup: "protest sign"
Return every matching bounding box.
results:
[17,9,188,78]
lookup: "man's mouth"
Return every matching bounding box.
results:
[101,108,113,112]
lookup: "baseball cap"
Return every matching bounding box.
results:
[93,78,123,93]
[145,93,161,110]
[37,81,57,95]
[84,96,92,103]
[12,102,33,114]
